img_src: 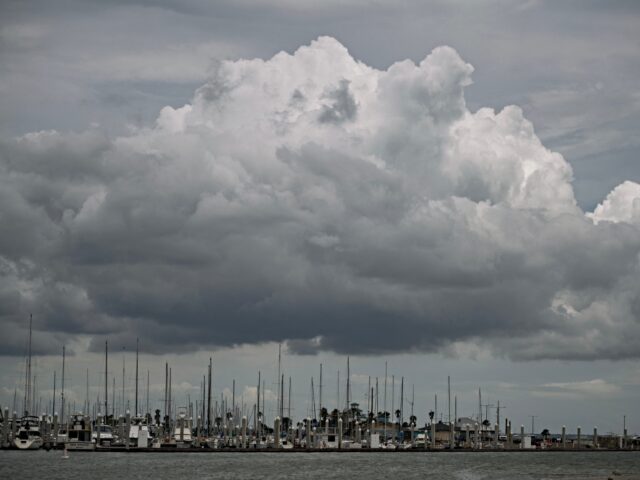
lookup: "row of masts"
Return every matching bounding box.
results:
[14,318,514,435]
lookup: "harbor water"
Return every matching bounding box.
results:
[1,451,639,479]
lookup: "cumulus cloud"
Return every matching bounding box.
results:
[588,181,640,225]
[1,37,640,360]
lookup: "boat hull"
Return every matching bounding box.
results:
[66,441,96,451]
[14,437,43,450]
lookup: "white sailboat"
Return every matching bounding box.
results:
[14,316,43,450]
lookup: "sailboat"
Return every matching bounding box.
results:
[15,315,43,450]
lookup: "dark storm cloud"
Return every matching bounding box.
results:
[1,37,640,361]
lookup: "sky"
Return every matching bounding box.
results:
[1,0,639,434]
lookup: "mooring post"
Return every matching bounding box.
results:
[411,422,415,448]
[561,425,566,449]
[274,417,281,448]
[125,411,131,450]
[520,425,525,450]
[241,416,247,448]
[338,417,343,449]
[576,426,581,450]
[52,413,58,446]
[96,414,102,446]
[431,421,437,450]
[12,412,18,444]
[2,407,9,448]
[593,426,598,449]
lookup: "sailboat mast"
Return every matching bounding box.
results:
[400,376,404,425]
[383,361,387,439]
[336,370,340,410]
[288,376,291,419]
[448,375,451,425]
[311,376,316,419]
[104,341,108,417]
[52,370,56,417]
[411,383,414,418]
[135,338,139,416]
[121,352,125,413]
[276,343,282,419]
[346,357,350,411]
[85,368,89,414]
[61,345,66,425]
[164,362,168,419]
[280,374,284,422]
[24,314,33,415]
[146,370,150,417]
[319,363,323,413]
[207,357,212,433]
[256,371,261,436]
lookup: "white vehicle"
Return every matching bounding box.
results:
[14,416,43,450]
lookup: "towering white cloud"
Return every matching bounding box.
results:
[1,37,639,360]
[588,180,640,225]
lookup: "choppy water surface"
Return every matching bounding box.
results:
[1,451,639,479]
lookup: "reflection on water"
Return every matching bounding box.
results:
[0,451,639,479]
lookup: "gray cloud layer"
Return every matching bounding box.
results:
[1,37,640,360]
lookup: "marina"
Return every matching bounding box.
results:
[1,326,638,454]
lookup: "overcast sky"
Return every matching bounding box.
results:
[1,0,639,433]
